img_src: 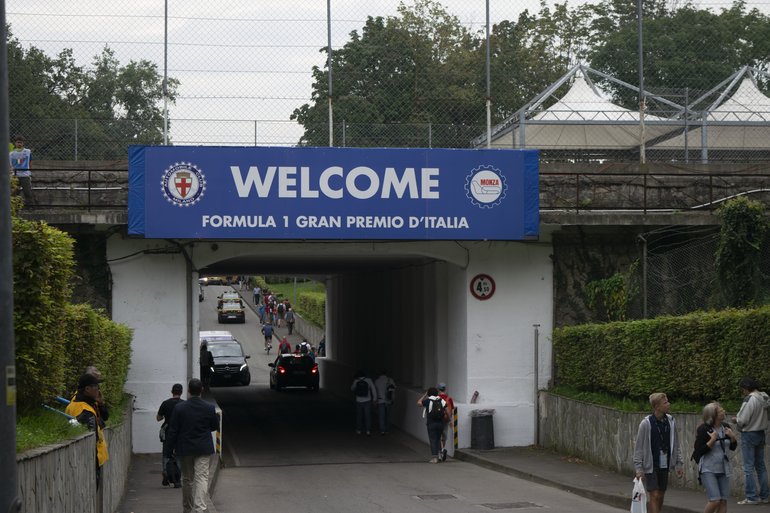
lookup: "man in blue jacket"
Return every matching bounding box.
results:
[166,378,219,513]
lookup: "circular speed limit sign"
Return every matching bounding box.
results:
[470,274,496,300]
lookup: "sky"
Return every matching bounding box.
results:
[7,0,769,148]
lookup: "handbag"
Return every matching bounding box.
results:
[630,477,647,513]
[159,423,168,443]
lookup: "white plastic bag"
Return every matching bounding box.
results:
[630,477,647,513]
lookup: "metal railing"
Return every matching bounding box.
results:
[19,166,770,215]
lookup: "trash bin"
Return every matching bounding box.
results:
[470,409,495,450]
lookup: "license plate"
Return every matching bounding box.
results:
[228,315,236,318]
[293,371,306,375]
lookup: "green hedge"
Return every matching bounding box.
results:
[13,214,132,411]
[553,307,770,402]
[61,304,133,407]
[298,291,325,328]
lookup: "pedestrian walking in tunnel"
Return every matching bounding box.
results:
[418,387,448,463]
[166,378,219,513]
[157,383,184,488]
[437,382,454,460]
[374,370,396,435]
[351,371,376,435]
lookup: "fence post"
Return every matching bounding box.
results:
[74,118,79,161]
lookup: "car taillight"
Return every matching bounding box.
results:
[311,364,318,374]
[278,366,286,374]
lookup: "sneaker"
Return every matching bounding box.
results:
[162,477,169,487]
[737,499,760,505]
[762,498,770,504]
[441,449,448,462]
[366,431,371,436]
[173,483,181,489]
[428,458,439,464]
[356,430,362,435]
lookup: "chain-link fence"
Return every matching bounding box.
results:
[640,226,770,317]
[7,0,770,162]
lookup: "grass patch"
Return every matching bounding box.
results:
[549,385,743,414]
[16,394,132,453]
[16,409,87,452]
[265,279,325,305]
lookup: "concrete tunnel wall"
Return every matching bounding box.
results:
[107,236,553,453]
[320,241,554,449]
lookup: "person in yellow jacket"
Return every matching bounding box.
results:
[66,372,109,487]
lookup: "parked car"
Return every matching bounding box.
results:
[199,276,227,285]
[268,354,319,391]
[207,339,251,386]
[218,302,245,323]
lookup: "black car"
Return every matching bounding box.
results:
[268,354,319,391]
[208,340,251,386]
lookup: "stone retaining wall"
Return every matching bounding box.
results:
[16,401,132,513]
[539,392,764,495]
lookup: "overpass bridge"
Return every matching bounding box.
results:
[20,160,770,228]
[16,157,770,453]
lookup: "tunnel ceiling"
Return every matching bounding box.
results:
[199,253,435,276]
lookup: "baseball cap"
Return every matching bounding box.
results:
[437,382,447,391]
[78,373,102,388]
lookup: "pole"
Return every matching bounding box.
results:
[163,0,169,145]
[637,0,645,164]
[0,3,21,511]
[327,0,333,147]
[485,0,491,148]
[533,324,540,446]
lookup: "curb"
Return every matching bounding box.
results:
[453,450,698,513]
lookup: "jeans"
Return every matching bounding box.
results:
[181,454,211,513]
[426,421,444,457]
[377,402,389,433]
[355,400,372,433]
[701,472,730,501]
[741,430,769,501]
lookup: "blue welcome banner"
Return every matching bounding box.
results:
[128,146,539,240]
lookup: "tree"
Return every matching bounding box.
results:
[715,197,768,308]
[292,0,588,148]
[7,27,179,159]
[589,1,770,110]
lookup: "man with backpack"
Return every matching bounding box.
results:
[437,382,455,461]
[417,387,448,463]
[156,383,184,488]
[351,371,376,435]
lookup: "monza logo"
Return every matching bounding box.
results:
[464,165,507,209]
[161,162,207,207]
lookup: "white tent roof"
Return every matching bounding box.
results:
[487,72,674,150]
[652,76,770,151]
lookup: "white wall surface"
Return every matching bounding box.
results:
[107,236,193,453]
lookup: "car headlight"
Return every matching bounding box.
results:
[240,364,248,371]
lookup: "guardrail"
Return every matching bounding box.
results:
[18,166,770,214]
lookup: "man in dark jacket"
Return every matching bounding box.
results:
[165,378,219,513]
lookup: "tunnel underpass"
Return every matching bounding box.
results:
[109,237,554,454]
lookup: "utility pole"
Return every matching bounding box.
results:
[1,1,22,511]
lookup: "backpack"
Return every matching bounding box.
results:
[386,383,396,402]
[428,397,447,422]
[355,378,370,398]
[165,454,181,484]
[277,303,285,314]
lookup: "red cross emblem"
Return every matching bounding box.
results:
[174,172,193,198]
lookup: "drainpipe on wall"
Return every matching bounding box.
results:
[533,323,540,446]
